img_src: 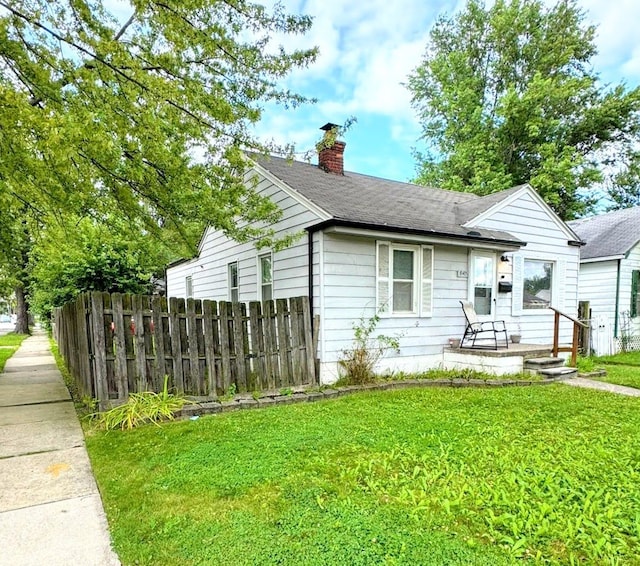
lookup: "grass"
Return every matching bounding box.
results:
[86,385,640,565]
[0,332,29,371]
[586,350,640,389]
[593,365,640,390]
[594,351,640,366]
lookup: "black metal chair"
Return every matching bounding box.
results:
[459,300,508,350]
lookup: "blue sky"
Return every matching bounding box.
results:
[255,0,640,183]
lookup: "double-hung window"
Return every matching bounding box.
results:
[376,242,433,317]
[228,262,239,302]
[258,253,273,301]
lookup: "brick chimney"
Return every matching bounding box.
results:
[318,122,345,175]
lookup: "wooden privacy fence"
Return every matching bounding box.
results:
[53,292,319,409]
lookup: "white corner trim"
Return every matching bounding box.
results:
[248,159,333,222]
[195,226,212,256]
[318,230,326,362]
[464,184,580,242]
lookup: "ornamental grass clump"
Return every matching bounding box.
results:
[95,376,189,430]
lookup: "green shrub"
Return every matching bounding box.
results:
[94,376,189,430]
[575,356,596,373]
[338,311,401,385]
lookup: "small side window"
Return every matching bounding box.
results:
[228,262,239,302]
[258,253,272,301]
[185,276,193,299]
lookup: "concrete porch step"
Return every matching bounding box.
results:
[524,357,565,370]
[538,366,577,379]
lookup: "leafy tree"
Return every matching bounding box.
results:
[0,0,317,329]
[29,216,172,319]
[407,0,640,219]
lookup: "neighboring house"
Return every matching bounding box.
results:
[568,207,640,354]
[167,126,581,383]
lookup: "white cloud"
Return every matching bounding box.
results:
[257,0,640,179]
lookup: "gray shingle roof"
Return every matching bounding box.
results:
[455,185,527,224]
[252,154,523,245]
[568,207,640,260]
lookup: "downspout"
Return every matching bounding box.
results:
[614,259,622,338]
[307,228,315,315]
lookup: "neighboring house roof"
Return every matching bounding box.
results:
[251,154,524,246]
[568,207,640,261]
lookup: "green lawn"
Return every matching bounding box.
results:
[0,332,29,372]
[590,350,640,389]
[86,385,640,565]
[595,351,640,366]
[593,365,640,389]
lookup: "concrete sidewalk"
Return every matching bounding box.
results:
[564,376,640,397]
[0,329,120,566]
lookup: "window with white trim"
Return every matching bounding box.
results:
[185,275,193,298]
[228,262,239,302]
[523,259,553,309]
[258,253,273,301]
[376,242,433,316]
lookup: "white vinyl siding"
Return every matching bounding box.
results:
[324,234,462,363]
[166,169,323,303]
[577,260,618,329]
[626,245,640,337]
[475,189,579,345]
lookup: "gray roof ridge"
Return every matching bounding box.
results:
[249,151,480,201]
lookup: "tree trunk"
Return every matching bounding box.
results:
[14,283,30,335]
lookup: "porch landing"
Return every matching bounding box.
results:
[443,344,556,375]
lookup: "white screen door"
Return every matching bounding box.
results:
[470,251,496,317]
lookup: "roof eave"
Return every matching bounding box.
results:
[306,219,525,248]
[580,254,624,264]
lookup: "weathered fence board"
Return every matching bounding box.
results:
[54,292,319,407]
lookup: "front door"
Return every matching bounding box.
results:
[469,251,496,318]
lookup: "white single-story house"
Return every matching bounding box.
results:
[568,207,640,355]
[167,126,582,383]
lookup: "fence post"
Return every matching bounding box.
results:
[578,301,591,356]
[217,301,231,393]
[111,293,129,400]
[275,299,291,386]
[90,292,109,410]
[186,298,202,394]
[132,295,147,392]
[263,300,278,389]
[151,295,166,389]
[168,297,185,394]
[232,301,247,392]
[202,300,218,395]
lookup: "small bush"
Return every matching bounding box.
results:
[94,376,189,430]
[338,311,401,385]
[575,356,596,373]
